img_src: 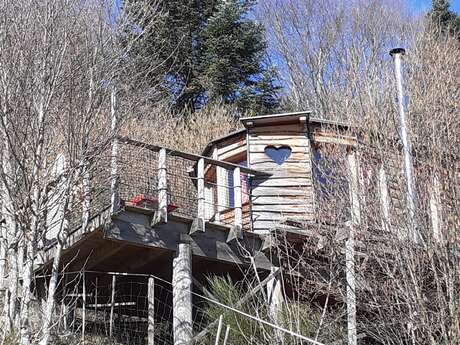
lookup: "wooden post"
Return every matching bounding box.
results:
[345,228,356,345]
[148,277,155,345]
[153,148,168,225]
[213,148,223,223]
[110,86,120,213]
[191,159,205,233]
[430,173,442,242]
[346,149,360,345]
[228,167,242,242]
[94,277,98,332]
[222,326,230,345]
[378,165,390,233]
[233,167,242,233]
[82,271,86,344]
[62,273,68,332]
[215,166,226,223]
[192,269,280,343]
[214,315,223,345]
[347,149,361,226]
[109,275,116,338]
[81,157,91,231]
[267,266,284,343]
[172,243,192,345]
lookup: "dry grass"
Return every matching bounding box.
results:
[120,102,241,154]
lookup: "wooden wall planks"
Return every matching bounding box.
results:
[248,123,314,233]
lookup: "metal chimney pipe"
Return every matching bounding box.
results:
[389,48,420,243]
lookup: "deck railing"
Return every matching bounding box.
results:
[110,137,269,236]
[46,136,269,256]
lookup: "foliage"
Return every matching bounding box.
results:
[428,0,460,39]
[128,0,280,114]
[201,275,334,344]
[261,0,460,342]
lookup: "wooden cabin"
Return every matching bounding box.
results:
[36,111,457,344]
[199,111,358,234]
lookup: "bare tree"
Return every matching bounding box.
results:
[260,1,460,343]
[0,0,166,343]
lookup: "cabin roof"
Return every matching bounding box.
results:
[240,110,312,127]
[201,128,246,157]
[201,111,353,157]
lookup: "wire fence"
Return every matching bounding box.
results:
[40,270,324,345]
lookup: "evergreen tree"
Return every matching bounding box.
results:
[129,0,280,114]
[428,0,460,39]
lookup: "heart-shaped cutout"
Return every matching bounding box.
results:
[264,145,292,165]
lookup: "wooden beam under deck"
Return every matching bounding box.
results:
[105,210,272,270]
[39,208,272,276]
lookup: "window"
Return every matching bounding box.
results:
[227,160,249,207]
[312,143,350,223]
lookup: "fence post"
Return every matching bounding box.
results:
[267,266,284,343]
[223,326,230,345]
[214,315,223,345]
[228,167,242,242]
[190,158,205,234]
[153,148,168,226]
[109,275,116,338]
[148,277,155,345]
[172,243,193,345]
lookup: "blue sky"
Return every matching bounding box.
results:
[410,0,460,13]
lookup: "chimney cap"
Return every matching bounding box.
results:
[390,48,406,56]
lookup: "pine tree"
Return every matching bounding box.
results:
[428,0,460,39]
[128,0,280,114]
[199,0,280,114]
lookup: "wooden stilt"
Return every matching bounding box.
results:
[346,149,360,345]
[109,275,116,338]
[172,243,192,345]
[346,231,356,345]
[430,173,442,241]
[148,277,155,345]
[267,266,284,343]
[82,271,86,344]
[110,86,120,214]
[94,277,98,332]
[62,274,68,332]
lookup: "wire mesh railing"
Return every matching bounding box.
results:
[116,137,262,231]
[43,137,267,256]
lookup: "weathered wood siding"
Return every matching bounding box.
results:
[248,123,314,233]
[215,135,247,162]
